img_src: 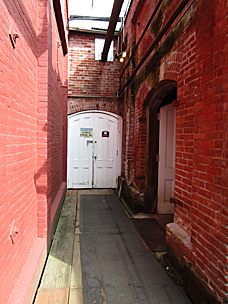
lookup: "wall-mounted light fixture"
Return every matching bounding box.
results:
[115,51,127,62]
[122,51,127,58]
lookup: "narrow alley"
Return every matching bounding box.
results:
[34,189,191,304]
[1,0,228,303]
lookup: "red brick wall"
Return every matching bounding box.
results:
[189,0,228,299]
[36,0,68,239]
[0,1,38,302]
[68,31,122,116]
[168,1,228,300]
[173,32,196,231]
[0,0,68,302]
[121,0,228,301]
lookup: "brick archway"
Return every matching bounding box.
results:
[143,80,177,213]
[68,97,122,117]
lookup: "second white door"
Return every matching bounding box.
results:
[157,104,176,214]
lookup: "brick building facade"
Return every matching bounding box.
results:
[119,0,228,303]
[0,0,68,303]
[1,0,227,302]
[68,30,122,116]
[67,0,227,302]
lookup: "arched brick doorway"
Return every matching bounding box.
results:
[143,80,177,213]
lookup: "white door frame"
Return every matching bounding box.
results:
[67,110,122,189]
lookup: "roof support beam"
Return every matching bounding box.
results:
[53,0,68,55]
[70,15,122,22]
[101,0,124,61]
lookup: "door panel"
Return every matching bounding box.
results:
[69,118,94,188]
[68,111,122,189]
[157,104,176,214]
[94,115,117,188]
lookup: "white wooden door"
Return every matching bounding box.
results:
[68,111,122,189]
[93,115,117,188]
[157,104,176,214]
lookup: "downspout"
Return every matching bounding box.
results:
[101,0,124,61]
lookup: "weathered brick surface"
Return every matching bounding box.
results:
[36,0,68,239]
[121,0,228,302]
[68,31,122,116]
[0,0,68,302]
[0,1,38,302]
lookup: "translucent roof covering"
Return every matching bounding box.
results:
[69,0,131,31]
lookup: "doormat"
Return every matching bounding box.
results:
[131,218,167,252]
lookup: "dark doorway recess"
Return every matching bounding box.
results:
[143,80,177,213]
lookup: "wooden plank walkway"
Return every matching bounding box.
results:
[34,190,83,304]
[34,189,113,304]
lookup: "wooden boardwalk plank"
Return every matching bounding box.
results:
[68,288,83,304]
[70,234,82,289]
[69,194,83,304]
[34,194,77,304]
[34,288,69,304]
[40,196,76,289]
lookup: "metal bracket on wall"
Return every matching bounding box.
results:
[9,33,19,49]
[9,220,19,245]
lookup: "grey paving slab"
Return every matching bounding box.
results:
[79,193,191,304]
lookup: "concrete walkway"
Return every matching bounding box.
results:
[34,189,191,304]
